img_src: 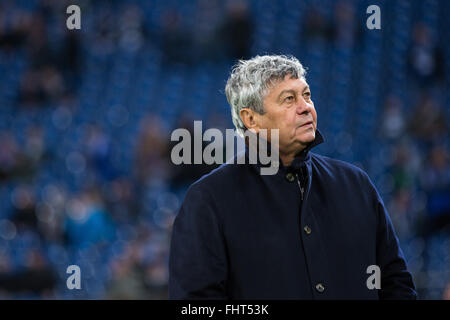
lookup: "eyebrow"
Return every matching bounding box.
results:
[277,85,310,102]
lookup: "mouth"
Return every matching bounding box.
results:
[299,120,313,128]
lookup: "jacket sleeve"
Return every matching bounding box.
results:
[370,179,418,300]
[168,184,228,299]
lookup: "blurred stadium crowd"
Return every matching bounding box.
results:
[0,0,448,299]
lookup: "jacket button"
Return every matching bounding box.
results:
[315,283,325,293]
[286,172,295,182]
[303,225,312,235]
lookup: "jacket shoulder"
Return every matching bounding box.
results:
[310,152,382,208]
[186,152,248,196]
[310,152,373,184]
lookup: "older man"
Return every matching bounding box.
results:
[169,55,417,299]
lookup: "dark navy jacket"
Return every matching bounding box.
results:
[169,130,417,299]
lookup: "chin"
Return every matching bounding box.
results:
[297,130,316,144]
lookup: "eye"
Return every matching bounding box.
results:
[303,92,311,99]
[284,96,295,103]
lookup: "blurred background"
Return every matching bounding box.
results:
[0,0,448,299]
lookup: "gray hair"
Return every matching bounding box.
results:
[225,55,307,136]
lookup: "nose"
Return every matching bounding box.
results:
[296,98,312,115]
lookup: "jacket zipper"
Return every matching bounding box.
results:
[295,173,304,201]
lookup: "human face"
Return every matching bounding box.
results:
[256,75,317,160]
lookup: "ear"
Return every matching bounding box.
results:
[240,108,260,133]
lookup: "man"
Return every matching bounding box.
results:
[169,55,417,299]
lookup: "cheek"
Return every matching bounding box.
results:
[311,107,318,126]
[287,108,298,123]
[284,111,299,138]
[271,113,292,138]
[272,111,291,128]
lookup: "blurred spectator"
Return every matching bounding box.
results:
[386,141,421,239]
[0,132,35,181]
[160,9,192,65]
[18,66,65,107]
[134,115,171,184]
[379,94,406,140]
[91,6,117,55]
[26,13,54,69]
[408,23,445,88]
[143,254,169,299]
[219,0,253,61]
[24,125,49,166]
[388,189,414,239]
[420,145,450,235]
[105,176,139,223]
[83,125,115,181]
[11,185,38,232]
[18,69,49,106]
[0,249,57,298]
[192,0,222,62]
[443,282,450,300]
[302,6,335,43]
[118,4,147,53]
[106,242,150,299]
[105,224,169,299]
[64,186,116,249]
[0,253,13,298]
[0,7,30,52]
[389,142,418,193]
[331,0,363,48]
[0,127,48,182]
[407,95,447,146]
[421,146,450,191]
[58,30,82,91]
[0,132,22,181]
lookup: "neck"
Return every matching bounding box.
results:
[280,147,306,167]
[280,154,294,167]
[278,131,324,167]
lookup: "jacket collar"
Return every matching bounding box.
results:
[287,129,324,172]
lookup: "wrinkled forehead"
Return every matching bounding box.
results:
[264,74,308,97]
